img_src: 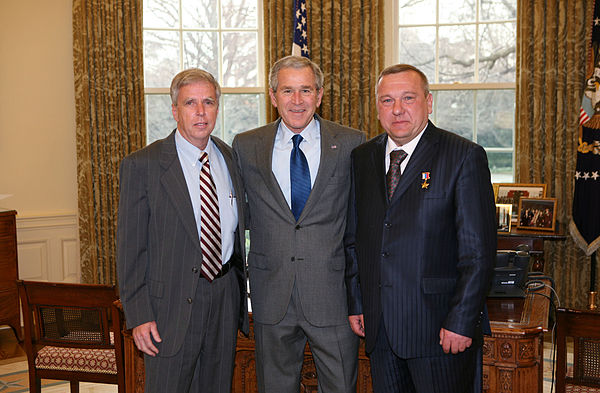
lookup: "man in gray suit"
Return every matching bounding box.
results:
[117,69,248,393]
[233,56,365,393]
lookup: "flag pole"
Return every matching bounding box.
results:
[590,251,598,310]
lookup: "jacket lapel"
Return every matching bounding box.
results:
[255,121,293,218]
[389,123,440,204]
[370,133,389,207]
[159,131,202,252]
[298,115,338,221]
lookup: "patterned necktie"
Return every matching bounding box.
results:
[199,152,222,282]
[386,149,408,200]
[290,134,311,220]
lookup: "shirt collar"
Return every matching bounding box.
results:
[175,129,214,167]
[277,116,320,144]
[385,122,428,157]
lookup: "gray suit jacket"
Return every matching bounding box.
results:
[232,115,365,326]
[117,131,248,357]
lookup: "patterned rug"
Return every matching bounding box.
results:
[0,361,68,392]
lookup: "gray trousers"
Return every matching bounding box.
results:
[144,270,240,393]
[254,284,359,393]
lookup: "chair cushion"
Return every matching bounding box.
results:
[35,346,117,374]
[566,386,600,392]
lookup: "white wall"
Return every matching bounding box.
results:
[0,0,79,282]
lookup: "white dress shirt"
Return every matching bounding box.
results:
[175,130,237,264]
[385,123,428,174]
[271,118,321,208]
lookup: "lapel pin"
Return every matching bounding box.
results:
[330,144,337,149]
[421,172,430,189]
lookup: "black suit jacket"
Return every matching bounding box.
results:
[345,122,496,357]
[117,131,248,357]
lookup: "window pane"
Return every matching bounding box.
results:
[439,25,476,83]
[222,32,259,87]
[479,22,516,82]
[146,94,174,144]
[183,31,219,78]
[144,0,179,29]
[182,0,217,29]
[398,27,436,82]
[480,0,517,21]
[487,151,513,182]
[221,94,264,143]
[434,90,474,140]
[439,0,476,23]
[398,0,436,25]
[222,0,258,28]
[144,30,180,88]
[476,90,514,148]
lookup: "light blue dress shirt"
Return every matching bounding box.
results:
[175,131,237,264]
[272,117,321,208]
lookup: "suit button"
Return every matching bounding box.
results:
[381,252,389,258]
[192,267,198,273]
[187,298,193,304]
[384,222,391,228]
[291,257,295,262]
[295,225,301,230]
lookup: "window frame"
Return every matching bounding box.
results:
[384,0,516,181]
[143,0,266,144]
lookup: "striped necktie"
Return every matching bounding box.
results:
[386,149,408,200]
[199,152,222,282]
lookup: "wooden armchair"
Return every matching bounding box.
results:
[17,280,125,393]
[555,307,600,393]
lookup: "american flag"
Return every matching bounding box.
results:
[571,0,600,256]
[291,0,309,58]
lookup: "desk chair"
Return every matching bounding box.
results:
[17,280,125,393]
[555,307,600,393]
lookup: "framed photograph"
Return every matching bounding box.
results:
[517,197,557,232]
[494,183,546,222]
[496,204,512,233]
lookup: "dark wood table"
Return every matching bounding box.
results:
[483,280,552,393]
[498,227,566,271]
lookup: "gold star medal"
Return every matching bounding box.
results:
[421,172,430,189]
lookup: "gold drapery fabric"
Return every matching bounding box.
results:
[264,0,384,138]
[73,0,145,284]
[516,0,597,308]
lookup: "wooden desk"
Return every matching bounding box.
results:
[498,227,566,271]
[483,281,552,393]
[121,282,552,393]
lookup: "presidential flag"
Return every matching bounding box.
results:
[570,0,600,255]
[291,0,309,58]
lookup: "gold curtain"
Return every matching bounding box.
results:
[516,0,598,308]
[264,0,384,137]
[73,0,145,284]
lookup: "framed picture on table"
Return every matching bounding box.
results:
[496,204,512,233]
[517,197,557,232]
[494,183,546,222]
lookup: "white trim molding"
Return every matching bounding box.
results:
[16,213,80,283]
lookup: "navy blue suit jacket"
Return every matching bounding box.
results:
[345,122,496,357]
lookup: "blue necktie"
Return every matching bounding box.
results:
[290,134,311,220]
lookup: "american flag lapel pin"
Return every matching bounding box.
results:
[421,172,430,189]
[331,144,337,149]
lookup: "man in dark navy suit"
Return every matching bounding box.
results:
[345,64,496,393]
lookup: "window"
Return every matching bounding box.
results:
[389,0,516,182]
[143,0,265,145]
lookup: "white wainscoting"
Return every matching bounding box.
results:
[16,213,80,283]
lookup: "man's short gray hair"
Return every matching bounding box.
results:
[269,56,324,91]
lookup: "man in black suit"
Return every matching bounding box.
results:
[117,69,248,393]
[345,64,496,392]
